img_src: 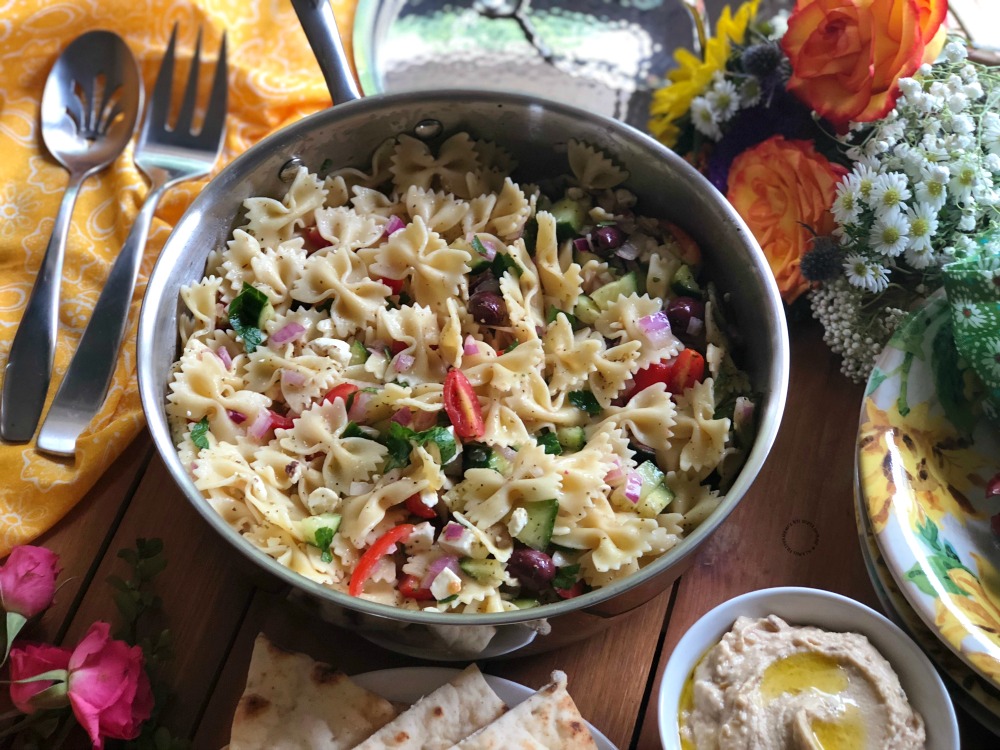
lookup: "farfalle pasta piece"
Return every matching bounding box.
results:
[243,336,347,414]
[351,185,402,218]
[485,178,531,240]
[481,401,534,448]
[533,212,584,311]
[591,382,677,463]
[359,217,470,313]
[220,230,306,307]
[291,245,390,337]
[404,185,469,240]
[666,470,724,530]
[313,205,386,253]
[543,314,602,394]
[462,337,544,394]
[663,378,731,478]
[588,339,642,408]
[242,167,328,248]
[278,400,387,494]
[498,242,545,343]
[375,304,447,386]
[328,136,395,190]
[434,132,482,198]
[567,139,629,190]
[179,276,223,345]
[595,293,680,369]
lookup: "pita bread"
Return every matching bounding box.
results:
[351,664,506,750]
[446,671,596,749]
[229,634,397,750]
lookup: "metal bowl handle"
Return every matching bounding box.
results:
[290,0,361,105]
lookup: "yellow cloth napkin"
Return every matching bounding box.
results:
[0,0,356,555]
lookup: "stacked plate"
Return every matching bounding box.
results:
[854,292,1000,734]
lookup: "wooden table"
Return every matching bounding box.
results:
[27,319,998,749]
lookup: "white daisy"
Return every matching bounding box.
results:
[980,341,1000,380]
[916,164,948,209]
[843,255,889,293]
[955,299,988,328]
[950,156,981,206]
[853,163,879,204]
[690,96,721,140]
[832,175,862,226]
[869,172,911,216]
[905,202,938,256]
[707,75,740,122]
[869,211,909,257]
[740,78,761,108]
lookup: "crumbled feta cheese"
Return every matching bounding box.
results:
[307,338,351,365]
[552,550,574,568]
[419,489,438,508]
[404,522,435,553]
[438,527,476,557]
[430,567,462,600]
[508,507,528,537]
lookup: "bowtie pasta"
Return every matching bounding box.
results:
[169,133,755,613]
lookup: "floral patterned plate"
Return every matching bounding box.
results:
[858,292,1000,690]
[854,465,1000,734]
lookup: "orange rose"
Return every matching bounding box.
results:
[726,136,847,303]
[781,0,933,125]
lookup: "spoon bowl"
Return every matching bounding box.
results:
[0,30,141,442]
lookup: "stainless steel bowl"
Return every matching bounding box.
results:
[136,1,788,661]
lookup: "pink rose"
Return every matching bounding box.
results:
[67,622,154,748]
[0,546,60,618]
[9,643,72,713]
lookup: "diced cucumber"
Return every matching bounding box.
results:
[463,443,493,471]
[671,264,702,298]
[487,450,512,474]
[300,513,342,545]
[349,340,369,366]
[636,483,675,518]
[591,271,638,309]
[515,498,559,551]
[460,558,506,581]
[556,426,586,452]
[550,198,589,242]
[522,217,539,255]
[635,460,665,490]
[573,295,601,326]
[547,307,578,327]
[470,257,491,274]
[574,248,602,266]
[512,598,540,610]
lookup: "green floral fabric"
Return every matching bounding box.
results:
[942,246,1000,426]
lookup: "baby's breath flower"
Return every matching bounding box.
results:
[943,41,968,63]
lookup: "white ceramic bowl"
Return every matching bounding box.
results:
[658,587,959,750]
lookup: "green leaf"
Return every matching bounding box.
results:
[114,590,141,623]
[190,417,210,450]
[106,575,132,593]
[471,235,491,257]
[931,321,976,438]
[139,538,164,557]
[4,611,27,664]
[118,548,139,566]
[419,426,458,465]
[865,369,888,397]
[553,564,581,589]
[917,516,940,552]
[383,422,456,466]
[927,554,971,596]
[313,526,335,563]
[229,283,271,354]
[319,158,333,174]
[342,422,366,439]
[569,390,601,415]
[904,566,937,597]
[536,431,562,455]
[137,554,168,582]
[437,594,459,604]
[491,251,522,278]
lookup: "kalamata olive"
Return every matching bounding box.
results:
[593,225,624,252]
[507,548,556,590]
[470,271,500,294]
[469,290,508,326]
[666,296,706,335]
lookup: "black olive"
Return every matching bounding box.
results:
[469,290,508,326]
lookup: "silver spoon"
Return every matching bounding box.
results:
[0,30,141,442]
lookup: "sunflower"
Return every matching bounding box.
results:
[649,0,760,147]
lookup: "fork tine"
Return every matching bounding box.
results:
[174,26,203,135]
[146,23,178,135]
[198,34,228,146]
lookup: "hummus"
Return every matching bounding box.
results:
[679,615,926,750]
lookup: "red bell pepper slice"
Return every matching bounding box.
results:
[349,524,415,597]
[398,574,435,601]
[268,410,295,431]
[323,382,359,405]
[632,349,706,397]
[443,369,485,440]
[404,493,437,520]
[379,276,405,295]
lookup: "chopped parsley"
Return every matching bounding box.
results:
[569,390,601,415]
[437,594,459,604]
[504,340,520,353]
[383,422,458,471]
[491,251,522,278]
[319,157,333,174]
[341,421,366,439]
[314,526,335,563]
[471,235,491,257]
[190,416,210,450]
[536,431,562,455]
[552,564,581,589]
[228,283,271,353]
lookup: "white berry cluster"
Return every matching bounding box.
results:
[830,41,1000,293]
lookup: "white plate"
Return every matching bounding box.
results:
[353,667,617,750]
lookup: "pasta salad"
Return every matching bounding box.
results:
[168,133,755,613]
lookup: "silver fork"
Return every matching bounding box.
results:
[37,25,228,457]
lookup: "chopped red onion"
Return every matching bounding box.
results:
[367,343,387,357]
[394,352,415,373]
[214,346,232,369]
[623,470,642,504]
[687,317,704,337]
[443,522,465,541]
[390,408,413,426]
[348,391,372,421]
[421,555,460,589]
[605,458,624,484]
[384,215,405,238]
[638,311,673,347]
[411,409,438,431]
[573,237,591,254]
[463,335,479,356]
[227,410,246,424]
[498,445,517,462]
[615,240,641,260]
[472,235,498,260]
[281,368,307,387]
[247,409,272,441]
[271,321,306,345]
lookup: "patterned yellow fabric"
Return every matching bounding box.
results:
[0,0,356,555]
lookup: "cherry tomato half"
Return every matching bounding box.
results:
[632,349,706,397]
[398,574,435,601]
[443,369,485,440]
[404,493,437,520]
[268,410,296,431]
[390,340,409,356]
[555,580,586,599]
[349,524,414,597]
[305,226,332,253]
[323,383,359,405]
